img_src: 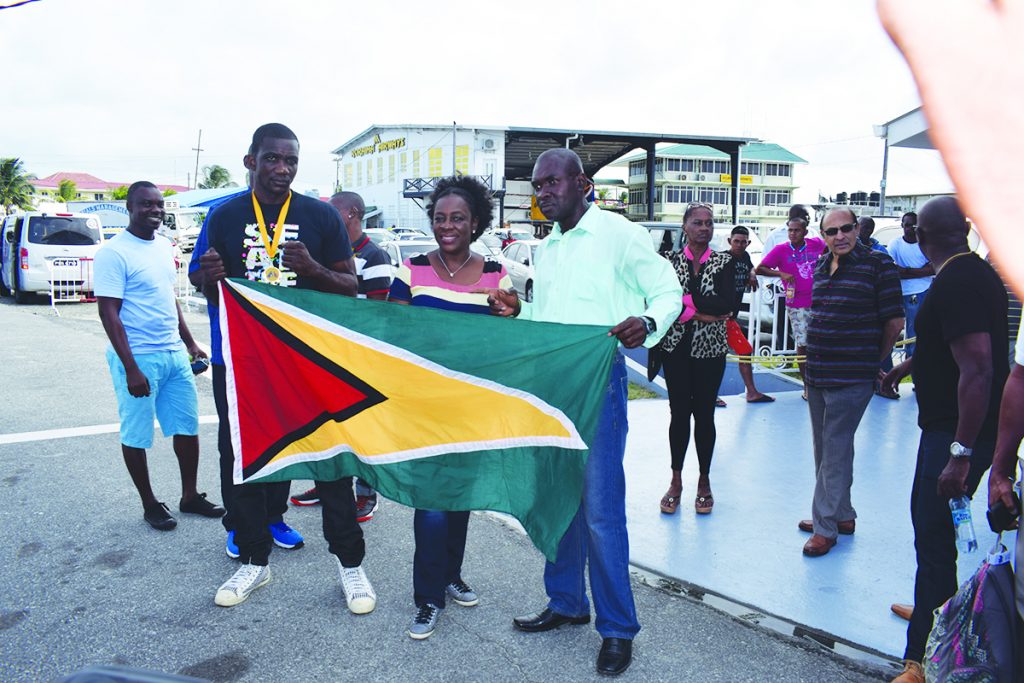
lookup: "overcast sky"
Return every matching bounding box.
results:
[1,0,951,201]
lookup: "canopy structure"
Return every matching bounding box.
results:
[874,107,934,213]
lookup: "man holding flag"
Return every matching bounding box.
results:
[193,123,376,614]
[484,148,681,676]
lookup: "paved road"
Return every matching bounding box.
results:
[0,295,890,682]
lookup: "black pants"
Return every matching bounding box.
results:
[904,429,993,661]
[661,347,726,473]
[213,363,290,534]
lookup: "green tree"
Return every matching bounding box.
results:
[199,164,235,189]
[111,185,129,200]
[0,157,36,214]
[162,188,177,197]
[57,178,77,202]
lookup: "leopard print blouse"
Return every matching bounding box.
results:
[659,250,733,358]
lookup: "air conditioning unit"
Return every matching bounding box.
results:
[698,174,706,181]
[481,138,495,151]
[680,174,687,181]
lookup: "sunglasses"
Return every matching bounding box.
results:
[822,223,857,237]
[686,201,713,209]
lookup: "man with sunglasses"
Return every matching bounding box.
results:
[888,212,935,358]
[799,208,904,557]
[756,206,825,398]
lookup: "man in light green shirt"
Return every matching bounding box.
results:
[485,148,681,676]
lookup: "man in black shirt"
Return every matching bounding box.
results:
[881,196,1009,683]
[194,123,376,614]
[722,226,772,403]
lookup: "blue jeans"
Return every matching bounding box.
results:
[903,291,928,357]
[543,354,639,639]
[413,509,470,608]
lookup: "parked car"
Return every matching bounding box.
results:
[0,212,104,303]
[364,228,393,246]
[381,238,438,275]
[499,239,541,301]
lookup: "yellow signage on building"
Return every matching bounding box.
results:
[351,134,407,158]
[530,196,548,221]
[719,174,755,185]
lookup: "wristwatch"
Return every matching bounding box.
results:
[640,316,657,336]
[949,441,973,459]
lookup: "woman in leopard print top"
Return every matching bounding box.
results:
[656,203,736,516]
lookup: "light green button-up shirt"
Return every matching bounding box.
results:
[518,204,682,348]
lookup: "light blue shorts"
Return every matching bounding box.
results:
[106,348,199,449]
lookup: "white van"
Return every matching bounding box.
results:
[0,212,103,303]
[159,200,204,252]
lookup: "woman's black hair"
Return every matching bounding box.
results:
[426,175,494,241]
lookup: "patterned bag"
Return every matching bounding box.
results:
[924,537,1018,682]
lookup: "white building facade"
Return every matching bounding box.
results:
[332,125,506,230]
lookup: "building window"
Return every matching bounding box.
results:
[664,158,694,173]
[698,187,730,205]
[628,188,645,206]
[388,154,396,182]
[366,159,373,185]
[664,185,697,203]
[344,164,353,189]
[763,189,791,205]
[357,161,363,186]
[740,162,761,175]
[428,148,443,177]
[629,160,644,177]
[94,193,104,200]
[413,150,421,177]
[377,157,384,184]
[700,160,729,174]
[400,152,408,174]
[739,189,759,206]
[455,145,469,175]
[765,163,791,177]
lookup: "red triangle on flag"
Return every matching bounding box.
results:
[222,283,386,478]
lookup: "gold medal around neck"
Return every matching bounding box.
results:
[252,191,292,259]
[262,266,282,284]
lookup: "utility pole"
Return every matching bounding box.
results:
[192,129,204,190]
[452,121,457,175]
[334,156,341,192]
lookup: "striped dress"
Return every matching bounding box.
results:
[388,254,512,312]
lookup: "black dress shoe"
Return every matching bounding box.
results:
[596,637,632,676]
[512,607,590,632]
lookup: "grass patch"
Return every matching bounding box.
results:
[628,382,659,400]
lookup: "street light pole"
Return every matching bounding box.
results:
[192,129,203,190]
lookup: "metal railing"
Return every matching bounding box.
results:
[48,257,95,316]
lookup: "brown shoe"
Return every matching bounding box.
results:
[798,519,855,535]
[802,534,837,556]
[890,603,913,621]
[891,660,924,682]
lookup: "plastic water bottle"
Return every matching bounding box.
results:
[949,496,978,553]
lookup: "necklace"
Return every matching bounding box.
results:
[937,250,972,274]
[437,252,474,278]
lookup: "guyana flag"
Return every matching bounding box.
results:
[219,279,618,560]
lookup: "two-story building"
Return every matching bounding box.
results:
[616,142,806,226]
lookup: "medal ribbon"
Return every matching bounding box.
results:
[252,191,292,259]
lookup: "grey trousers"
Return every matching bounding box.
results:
[807,382,874,538]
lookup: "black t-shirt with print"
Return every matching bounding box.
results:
[206,191,352,290]
[913,253,1009,438]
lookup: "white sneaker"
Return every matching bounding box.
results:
[336,558,376,614]
[215,563,271,607]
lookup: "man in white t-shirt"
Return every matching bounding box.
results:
[94,181,223,531]
[888,211,936,357]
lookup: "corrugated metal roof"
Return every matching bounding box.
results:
[618,142,806,165]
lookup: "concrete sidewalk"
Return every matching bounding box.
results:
[0,300,892,682]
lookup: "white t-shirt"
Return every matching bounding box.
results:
[94,230,183,354]
[761,226,790,257]
[887,236,934,296]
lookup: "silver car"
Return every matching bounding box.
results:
[499,239,541,301]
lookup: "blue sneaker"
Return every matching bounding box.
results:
[226,531,240,560]
[269,521,304,549]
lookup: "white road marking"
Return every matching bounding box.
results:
[0,416,219,445]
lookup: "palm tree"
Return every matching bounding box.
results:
[199,164,236,189]
[56,179,77,202]
[0,158,36,214]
